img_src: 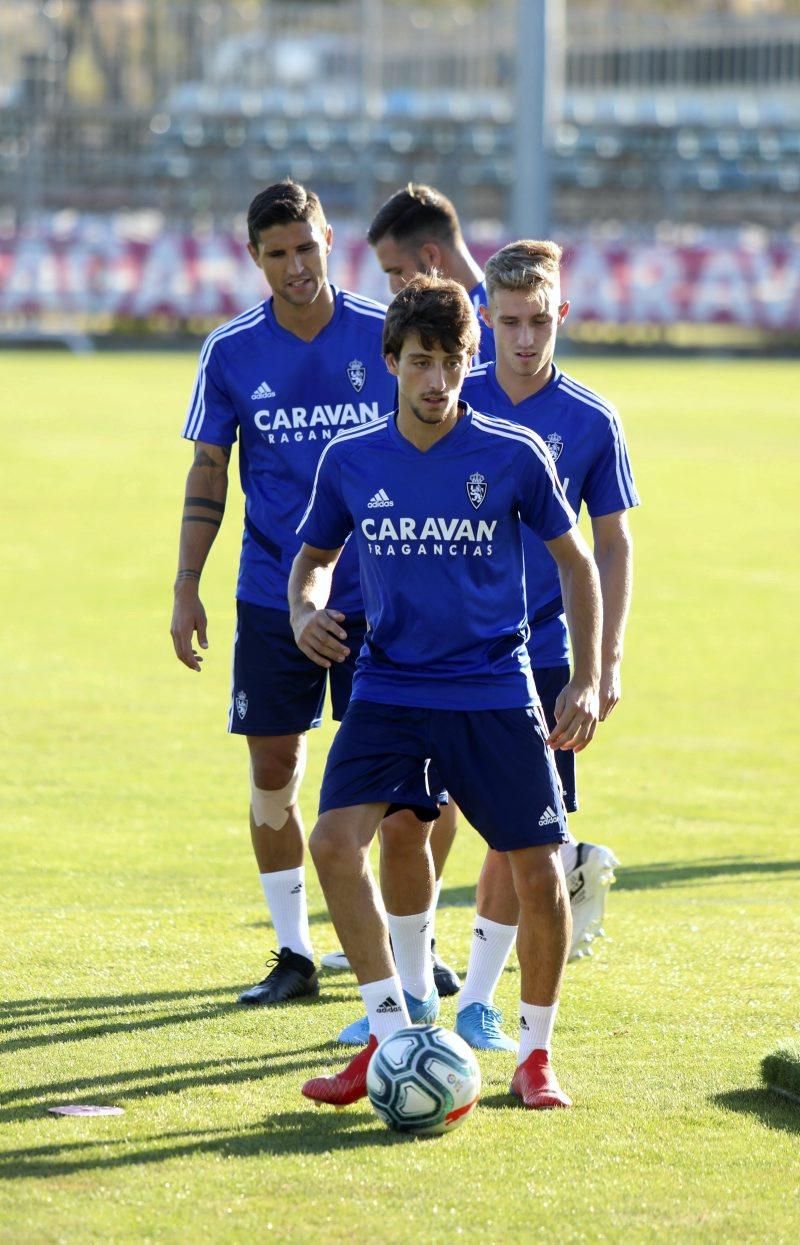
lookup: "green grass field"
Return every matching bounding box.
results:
[2,351,799,1243]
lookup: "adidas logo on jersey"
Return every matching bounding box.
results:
[538,805,559,827]
[376,995,401,1013]
[251,381,276,399]
[367,489,394,509]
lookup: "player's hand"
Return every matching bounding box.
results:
[293,608,349,669]
[171,586,208,672]
[548,678,599,753]
[599,660,621,721]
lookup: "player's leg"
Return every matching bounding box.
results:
[230,601,328,1005]
[536,665,619,959]
[322,622,460,1001]
[337,809,439,1045]
[301,701,439,1106]
[431,706,572,1107]
[423,801,462,996]
[321,805,460,998]
[455,848,519,1051]
[378,810,437,1006]
[383,804,460,997]
[236,730,319,1004]
[507,841,573,1108]
[302,802,412,1106]
[457,665,618,1034]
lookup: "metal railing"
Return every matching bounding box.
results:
[1,0,798,231]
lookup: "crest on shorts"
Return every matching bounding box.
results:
[235,689,248,720]
[347,359,366,392]
[466,471,487,510]
[545,432,564,462]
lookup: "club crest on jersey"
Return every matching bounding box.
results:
[466,471,487,510]
[347,359,366,393]
[235,690,248,720]
[545,432,564,462]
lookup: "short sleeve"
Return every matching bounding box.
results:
[516,433,577,541]
[296,445,354,551]
[583,409,640,517]
[181,342,238,446]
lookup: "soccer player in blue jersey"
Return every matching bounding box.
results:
[342,183,493,999]
[289,275,603,1109]
[447,238,639,1051]
[170,181,397,1006]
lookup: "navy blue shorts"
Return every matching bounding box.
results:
[533,665,578,814]
[228,601,367,737]
[319,701,569,852]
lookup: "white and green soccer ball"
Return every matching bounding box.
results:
[366,1025,481,1136]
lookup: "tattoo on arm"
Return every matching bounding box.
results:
[182,516,221,528]
[176,569,201,582]
[194,446,231,468]
[185,497,225,513]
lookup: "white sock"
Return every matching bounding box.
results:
[360,975,411,1042]
[457,916,518,1013]
[259,867,313,961]
[560,840,579,874]
[387,910,435,1001]
[518,1001,559,1063]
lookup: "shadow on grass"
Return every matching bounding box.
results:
[1,986,235,1017]
[712,1088,800,1135]
[1,976,360,1047]
[475,1091,520,1111]
[434,857,800,906]
[0,1113,409,1177]
[1,1049,341,1124]
[0,983,353,1056]
[615,856,800,892]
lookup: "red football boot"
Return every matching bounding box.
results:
[510,1049,572,1109]
[302,1036,378,1107]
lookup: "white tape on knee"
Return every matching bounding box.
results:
[250,739,307,831]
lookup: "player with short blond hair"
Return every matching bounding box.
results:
[447,240,639,1050]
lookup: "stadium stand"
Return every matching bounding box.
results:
[1,0,798,231]
[1,1,798,342]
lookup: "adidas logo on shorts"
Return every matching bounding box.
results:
[538,805,559,827]
[376,995,401,1013]
[251,380,276,399]
[367,488,394,508]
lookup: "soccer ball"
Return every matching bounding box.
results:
[366,1025,481,1136]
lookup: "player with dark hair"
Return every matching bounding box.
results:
[326,183,493,1004]
[367,183,494,366]
[170,180,397,1006]
[289,274,602,1110]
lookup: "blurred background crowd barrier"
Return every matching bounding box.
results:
[1,0,798,346]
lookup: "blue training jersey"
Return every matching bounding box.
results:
[462,363,640,665]
[468,279,495,366]
[296,404,576,711]
[181,286,396,614]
